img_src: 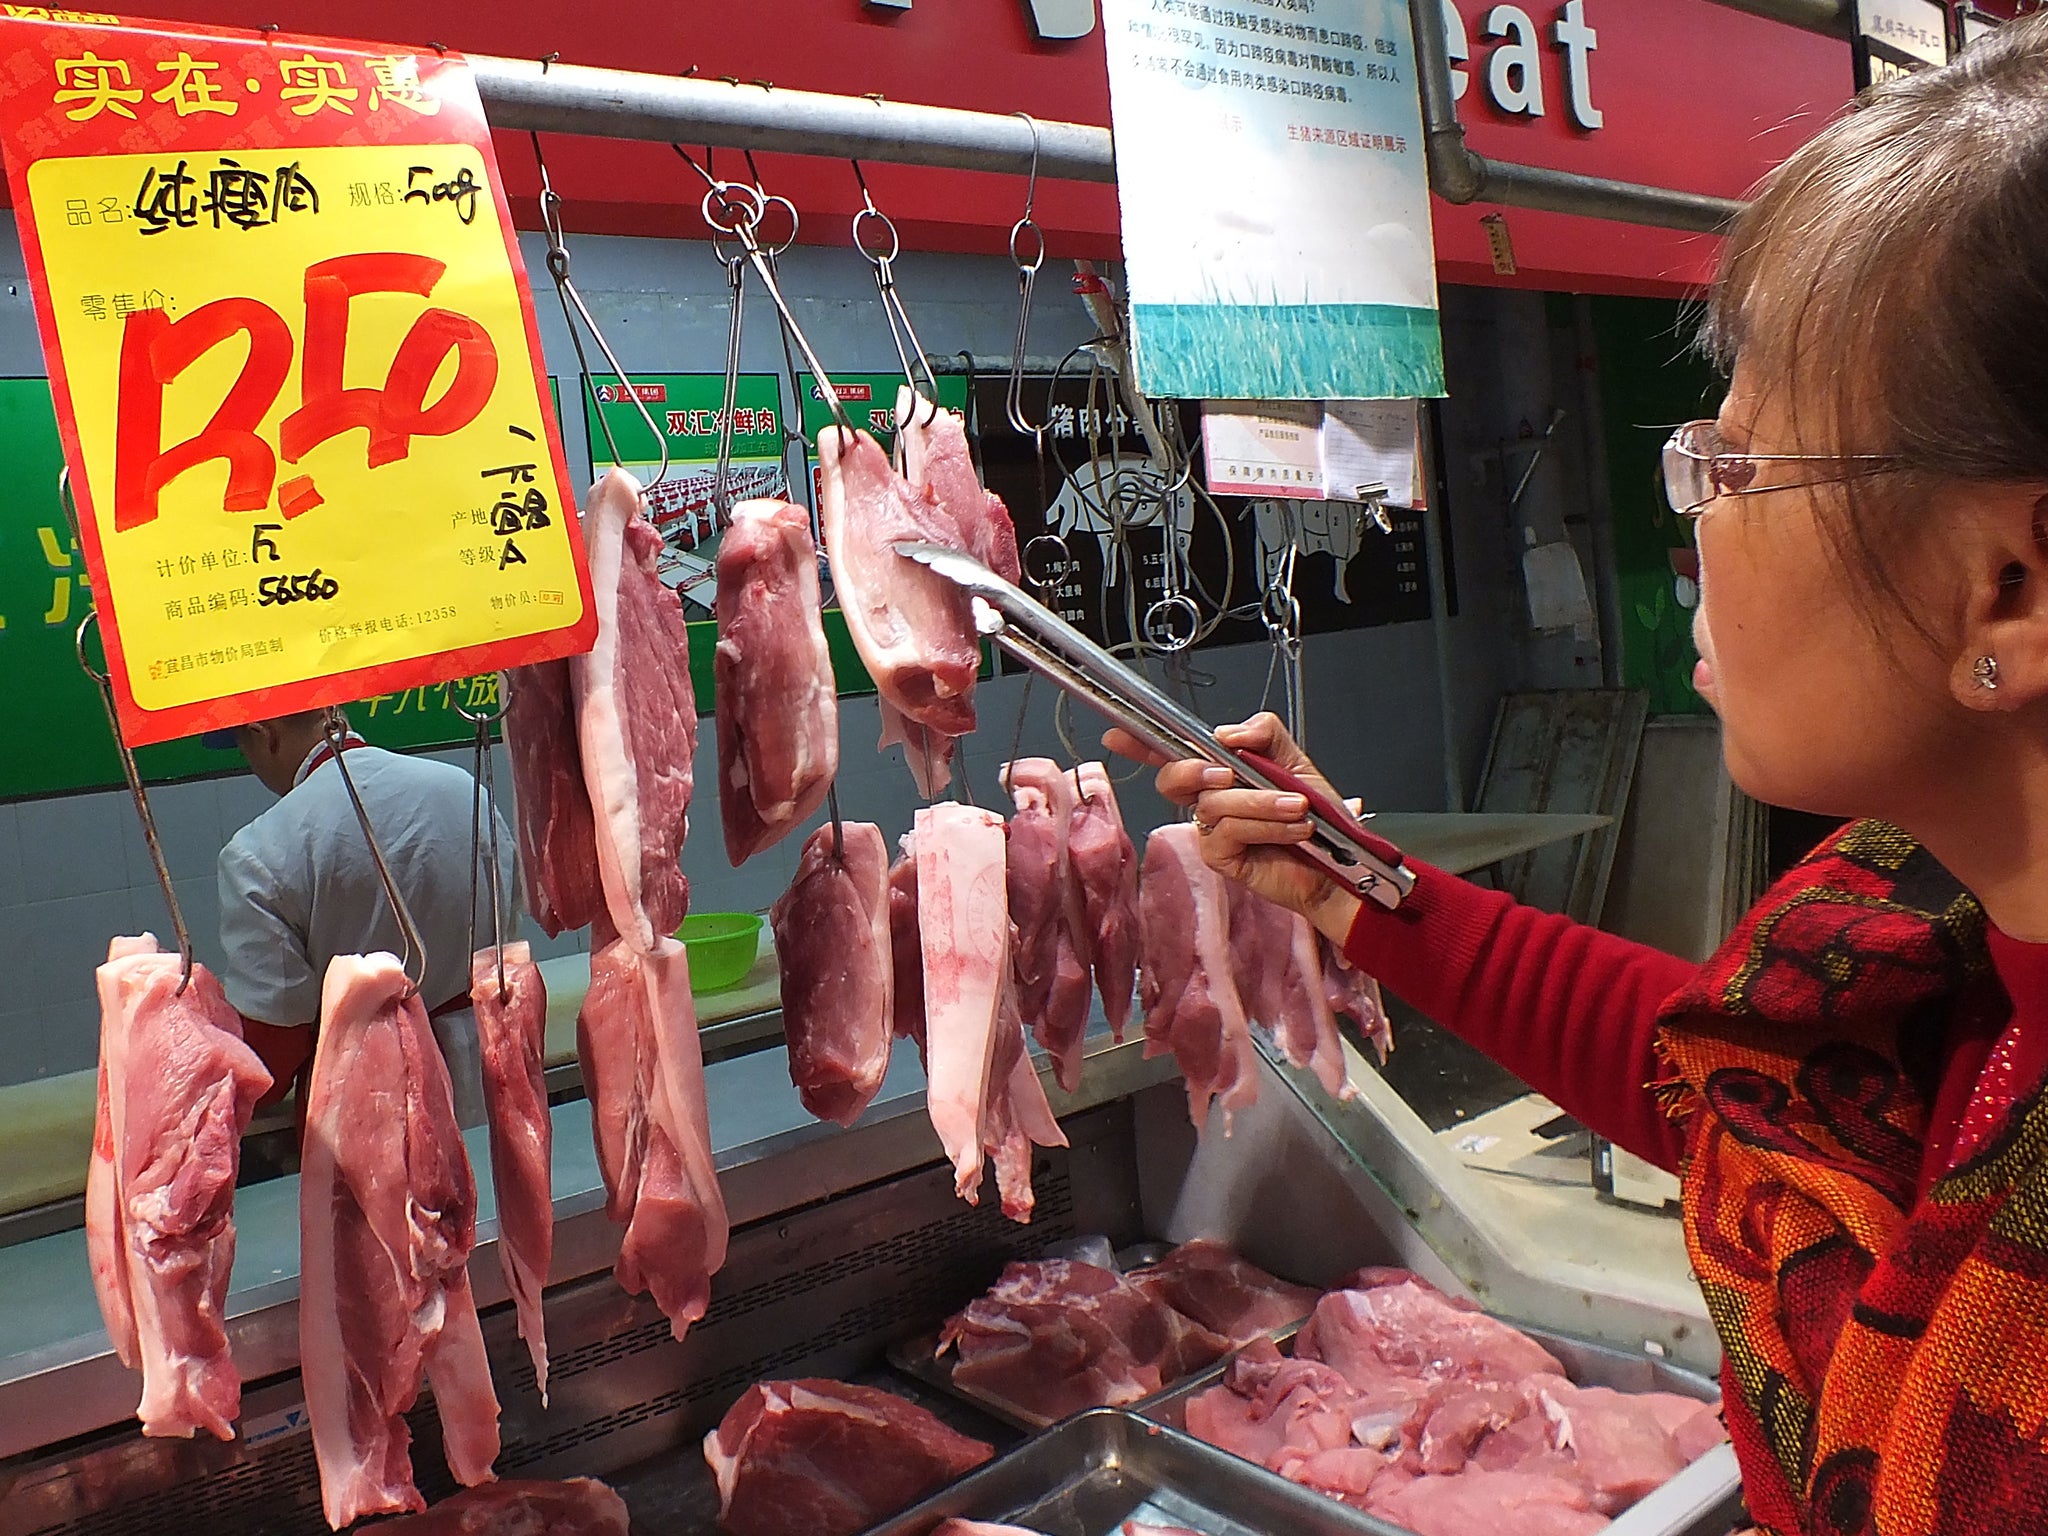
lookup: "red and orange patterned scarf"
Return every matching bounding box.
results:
[1656,819,2048,1536]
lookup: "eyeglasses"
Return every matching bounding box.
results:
[1660,419,1900,521]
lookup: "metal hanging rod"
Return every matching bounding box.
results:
[472,0,1770,239]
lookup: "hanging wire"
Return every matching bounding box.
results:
[322,707,428,999]
[459,689,508,1003]
[65,470,194,990]
[848,160,941,430]
[529,129,670,486]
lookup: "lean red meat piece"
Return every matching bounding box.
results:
[574,468,697,952]
[917,803,1066,1220]
[1324,939,1394,1063]
[939,1259,1233,1422]
[1227,885,1354,1102]
[1516,1375,1714,1513]
[87,935,270,1441]
[1138,825,1258,1134]
[716,498,838,865]
[470,942,553,1403]
[502,659,603,937]
[1127,1239,1318,1342]
[818,424,980,737]
[578,935,729,1340]
[1297,1281,1566,1390]
[887,834,927,1062]
[897,389,1023,584]
[301,953,499,1529]
[1002,758,1094,1093]
[1369,1468,1608,1536]
[771,822,894,1126]
[1067,762,1140,1042]
[375,1477,630,1534]
[704,1379,992,1536]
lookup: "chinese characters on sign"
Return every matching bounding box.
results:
[0,14,593,745]
[1100,0,1444,400]
[1852,0,1949,87]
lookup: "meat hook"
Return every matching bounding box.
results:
[457,687,509,1002]
[529,131,670,488]
[1005,113,1047,440]
[323,708,428,1000]
[848,160,942,433]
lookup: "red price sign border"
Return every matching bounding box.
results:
[0,11,595,745]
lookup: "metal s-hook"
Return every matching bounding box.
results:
[529,129,670,487]
[457,687,508,1002]
[322,707,428,999]
[848,160,942,431]
[1006,113,1047,438]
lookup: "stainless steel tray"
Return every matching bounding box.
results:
[1134,1322,1744,1536]
[860,1407,1409,1536]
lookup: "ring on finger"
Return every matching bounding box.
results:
[1193,817,1216,834]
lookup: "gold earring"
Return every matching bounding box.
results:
[1974,656,2000,691]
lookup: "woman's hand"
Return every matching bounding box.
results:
[1103,712,1364,943]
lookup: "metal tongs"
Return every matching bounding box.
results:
[895,542,1416,911]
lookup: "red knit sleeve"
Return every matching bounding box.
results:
[1344,861,1698,1172]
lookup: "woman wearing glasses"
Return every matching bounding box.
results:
[1115,20,2048,1536]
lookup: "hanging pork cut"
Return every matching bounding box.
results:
[705,1379,993,1536]
[579,935,728,1340]
[897,388,1023,585]
[375,1478,631,1535]
[574,468,697,953]
[771,821,894,1126]
[818,425,980,740]
[86,935,271,1441]
[916,803,1066,1221]
[1228,885,1354,1103]
[502,659,603,937]
[1324,941,1394,1063]
[1067,762,1140,1042]
[716,498,838,865]
[877,700,958,799]
[1002,758,1094,1093]
[301,953,500,1529]
[887,834,927,1060]
[470,942,553,1403]
[1139,824,1258,1134]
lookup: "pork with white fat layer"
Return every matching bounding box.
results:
[87,935,271,1441]
[300,952,499,1529]
[573,467,697,952]
[502,659,603,936]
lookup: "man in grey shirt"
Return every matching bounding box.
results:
[211,706,515,1127]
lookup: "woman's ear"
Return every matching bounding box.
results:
[1954,491,2048,711]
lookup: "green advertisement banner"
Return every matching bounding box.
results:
[2,378,566,803]
[796,372,971,454]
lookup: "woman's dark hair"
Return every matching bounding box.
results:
[1705,15,2048,623]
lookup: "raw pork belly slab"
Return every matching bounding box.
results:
[470,942,554,1402]
[771,821,894,1126]
[916,803,1065,1221]
[1138,824,1258,1134]
[818,424,981,737]
[938,1258,1233,1422]
[375,1477,631,1534]
[1127,1239,1318,1342]
[1227,884,1354,1102]
[897,389,1023,584]
[87,935,270,1441]
[574,468,698,952]
[705,1379,992,1536]
[1067,762,1140,1041]
[1002,758,1094,1093]
[301,953,500,1529]
[502,658,603,937]
[716,498,839,865]
[578,935,729,1339]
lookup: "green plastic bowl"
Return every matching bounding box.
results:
[677,911,764,994]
